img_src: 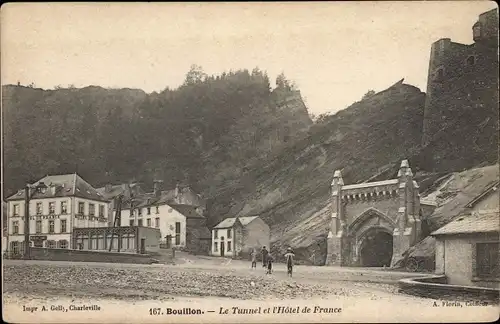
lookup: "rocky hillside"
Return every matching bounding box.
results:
[207,79,427,262]
[2,69,312,199]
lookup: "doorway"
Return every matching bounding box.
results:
[140,239,146,254]
[220,237,225,257]
[359,230,393,267]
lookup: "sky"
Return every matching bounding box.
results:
[1,2,498,115]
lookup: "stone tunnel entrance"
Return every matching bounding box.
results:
[358,229,393,267]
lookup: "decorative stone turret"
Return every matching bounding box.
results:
[326,169,347,266]
[391,159,421,267]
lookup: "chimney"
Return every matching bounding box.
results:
[105,184,112,193]
[153,180,163,197]
[50,184,57,196]
[174,182,180,198]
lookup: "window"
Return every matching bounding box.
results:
[60,219,67,233]
[467,56,475,66]
[13,204,20,216]
[130,210,133,217]
[175,222,181,245]
[61,201,68,214]
[36,220,42,233]
[138,219,143,227]
[147,207,151,215]
[12,221,19,234]
[36,202,43,215]
[227,229,232,239]
[156,206,159,214]
[214,229,218,239]
[155,217,160,228]
[58,240,68,249]
[89,203,95,216]
[227,241,232,252]
[48,220,55,233]
[99,205,105,217]
[213,242,218,252]
[78,202,84,215]
[138,209,142,217]
[88,234,94,250]
[130,219,135,226]
[49,202,55,214]
[476,242,499,278]
[11,241,20,254]
[46,240,56,249]
[147,218,151,227]
[434,68,444,81]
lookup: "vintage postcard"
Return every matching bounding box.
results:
[1,1,499,323]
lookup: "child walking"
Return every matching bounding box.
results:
[250,249,257,269]
[284,247,295,277]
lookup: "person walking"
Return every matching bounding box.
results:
[284,247,295,277]
[250,249,257,269]
[266,253,274,274]
[261,246,268,268]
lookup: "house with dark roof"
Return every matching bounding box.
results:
[110,182,211,254]
[5,173,111,253]
[432,209,499,289]
[211,216,270,258]
[96,182,147,226]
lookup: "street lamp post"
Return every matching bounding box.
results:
[23,181,47,259]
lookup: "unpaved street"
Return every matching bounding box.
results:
[3,258,499,323]
[3,258,405,301]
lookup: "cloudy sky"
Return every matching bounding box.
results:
[2,2,497,115]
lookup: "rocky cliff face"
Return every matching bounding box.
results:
[205,80,427,263]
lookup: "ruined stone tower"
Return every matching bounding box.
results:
[422,8,499,147]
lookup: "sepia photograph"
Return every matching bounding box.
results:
[1,1,499,323]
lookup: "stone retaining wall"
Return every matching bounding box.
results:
[399,274,500,302]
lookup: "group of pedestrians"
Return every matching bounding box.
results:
[250,246,295,277]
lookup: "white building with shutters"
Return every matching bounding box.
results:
[5,173,110,254]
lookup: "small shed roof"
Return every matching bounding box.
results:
[431,210,499,236]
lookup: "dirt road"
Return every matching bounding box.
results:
[3,258,498,323]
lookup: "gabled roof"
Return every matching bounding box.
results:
[96,183,143,200]
[6,173,108,202]
[465,180,499,208]
[187,224,212,239]
[214,216,260,229]
[170,204,204,219]
[431,210,499,236]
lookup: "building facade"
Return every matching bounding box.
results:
[73,226,161,254]
[109,183,210,252]
[6,174,110,255]
[432,210,499,289]
[211,216,270,258]
[326,160,422,267]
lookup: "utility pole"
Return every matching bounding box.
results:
[23,185,31,259]
[23,182,47,259]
